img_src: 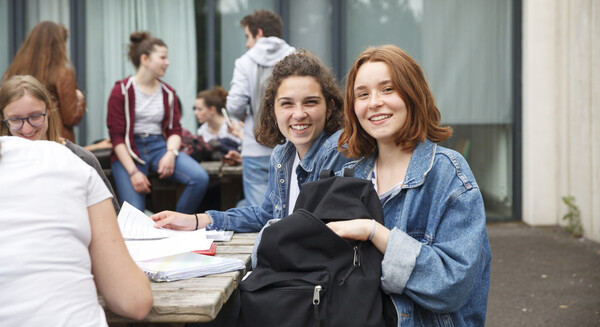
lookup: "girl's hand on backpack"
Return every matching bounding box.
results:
[327,219,390,253]
[326,219,372,241]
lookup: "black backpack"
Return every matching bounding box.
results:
[238,170,395,327]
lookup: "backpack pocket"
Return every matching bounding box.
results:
[239,271,328,327]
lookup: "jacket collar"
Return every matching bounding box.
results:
[345,139,436,189]
[273,131,328,174]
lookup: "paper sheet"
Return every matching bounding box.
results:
[118,201,196,240]
[125,230,213,261]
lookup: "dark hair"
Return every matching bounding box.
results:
[240,10,283,38]
[3,21,71,95]
[127,31,167,69]
[339,45,452,158]
[255,50,344,148]
[196,86,228,115]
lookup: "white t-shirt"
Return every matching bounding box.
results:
[0,136,112,326]
[133,79,164,135]
[197,120,242,144]
[287,152,301,216]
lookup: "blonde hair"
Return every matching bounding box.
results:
[0,75,61,142]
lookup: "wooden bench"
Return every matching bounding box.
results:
[92,148,243,212]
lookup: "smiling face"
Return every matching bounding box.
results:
[353,61,408,147]
[143,45,169,77]
[274,76,328,158]
[3,94,49,140]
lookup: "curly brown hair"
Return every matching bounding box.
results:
[128,31,167,69]
[339,45,452,158]
[255,50,344,148]
[240,10,283,38]
[2,21,71,95]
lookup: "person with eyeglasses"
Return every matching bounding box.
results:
[2,21,85,143]
[0,75,120,214]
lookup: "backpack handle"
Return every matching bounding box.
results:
[319,170,334,179]
[319,169,355,179]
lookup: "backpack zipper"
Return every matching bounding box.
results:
[313,285,322,327]
[339,245,361,286]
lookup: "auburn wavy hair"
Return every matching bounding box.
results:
[2,21,71,95]
[255,50,344,148]
[339,45,452,158]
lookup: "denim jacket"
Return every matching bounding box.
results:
[206,130,349,232]
[342,140,491,327]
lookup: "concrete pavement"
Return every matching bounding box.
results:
[486,222,600,326]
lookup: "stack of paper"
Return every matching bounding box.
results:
[206,230,234,242]
[136,252,245,282]
[117,202,244,282]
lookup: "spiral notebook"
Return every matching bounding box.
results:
[136,252,245,282]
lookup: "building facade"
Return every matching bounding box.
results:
[1,0,598,241]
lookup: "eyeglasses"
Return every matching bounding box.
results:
[3,109,48,130]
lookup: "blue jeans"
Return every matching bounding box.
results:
[241,156,270,207]
[112,134,209,213]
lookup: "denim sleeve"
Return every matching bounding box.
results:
[206,155,277,232]
[381,187,489,313]
[206,193,276,232]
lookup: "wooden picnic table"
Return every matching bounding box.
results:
[100,232,257,323]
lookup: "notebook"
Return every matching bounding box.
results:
[136,252,245,282]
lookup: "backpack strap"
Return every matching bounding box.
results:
[343,168,355,177]
[319,170,334,179]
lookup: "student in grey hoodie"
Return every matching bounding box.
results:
[226,10,295,207]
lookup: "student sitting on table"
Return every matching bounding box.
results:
[107,31,209,214]
[0,74,120,213]
[151,50,351,232]
[0,136,152,325]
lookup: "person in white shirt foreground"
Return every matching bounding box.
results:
[0,136,152,325]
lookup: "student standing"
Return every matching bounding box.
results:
[226,10,295,206]
[107,31,209,213]
[329,45,491,326]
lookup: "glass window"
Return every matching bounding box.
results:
[0,0,9,76]
[216,0,277,89]
[288,0,334,69]
[346,0,514,219]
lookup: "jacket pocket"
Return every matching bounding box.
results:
[239,271,328,327]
